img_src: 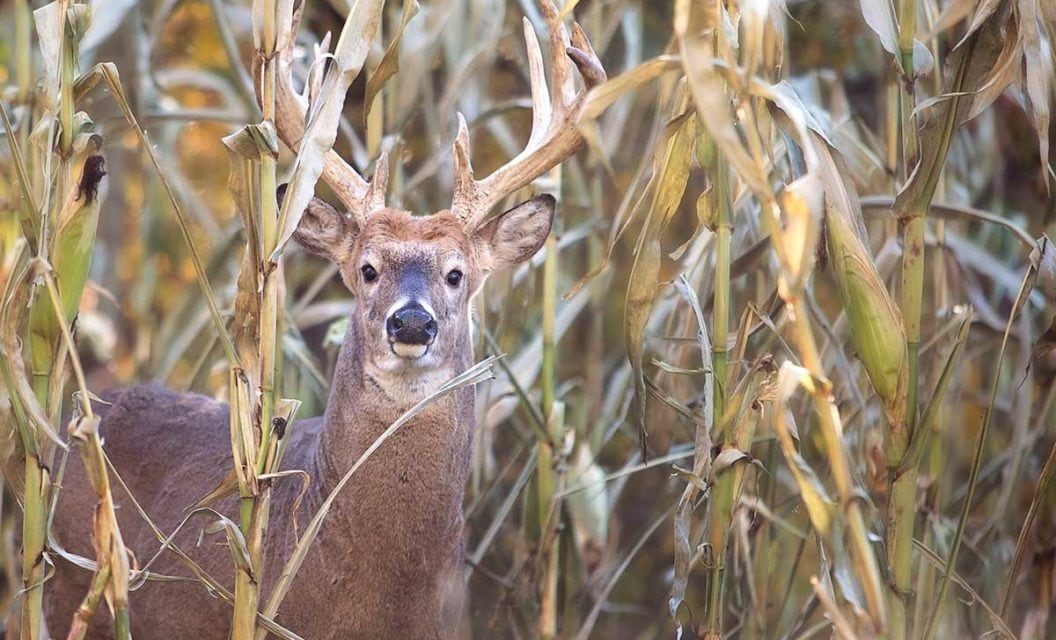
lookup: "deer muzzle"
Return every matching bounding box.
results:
[386,303,437,358]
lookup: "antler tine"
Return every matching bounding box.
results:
[540,0,576,109]
[364,148,390,214]
[569,23,607,87]
[452,113,476,194]
[522,18,552,150]
[258,1,385,225]
[450,2,607,228]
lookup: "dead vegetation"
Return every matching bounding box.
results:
[1,0,1055,638]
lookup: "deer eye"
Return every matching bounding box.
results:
[361,264,378,283]
[446,269,463,287]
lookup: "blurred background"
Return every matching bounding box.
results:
[2,0,1056,638]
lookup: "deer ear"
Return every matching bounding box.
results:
[473,194,556,272]
[279,186,356,263]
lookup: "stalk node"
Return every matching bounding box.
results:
[887,578,915,601]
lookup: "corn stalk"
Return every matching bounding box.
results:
[0,4,134,637]
[41,268,132,640]
[702,371,764,638]
[226,0,281,634]
[888,4,922,635]
[697,128,735,637]
[886,7,1002,636]
[227,1,384,635]
[537,224,561,638]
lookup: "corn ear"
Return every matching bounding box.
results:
[825,204,909,436]
[27,145,105,387]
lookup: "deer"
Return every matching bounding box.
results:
[41,1,604,639]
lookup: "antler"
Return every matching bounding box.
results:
[256,1,388,226]
[451,0,606,228]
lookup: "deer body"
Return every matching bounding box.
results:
[46,320,474,639]
[41,1,604,636]
[45,212,495,639]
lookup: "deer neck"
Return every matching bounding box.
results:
[317,317,476,515]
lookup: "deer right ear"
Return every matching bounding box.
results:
[280,186,357,263]
[472,194,556,273]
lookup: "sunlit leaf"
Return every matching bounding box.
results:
[364,0,420,123]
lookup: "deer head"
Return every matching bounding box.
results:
[266,1,604,396]
[290,194,557,380]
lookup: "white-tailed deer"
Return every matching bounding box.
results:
[43,1,603,638]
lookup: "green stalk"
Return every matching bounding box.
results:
[886,464,917,639]
[888,211,923,640]
[253,157,280,476]
[20,455,46,640]
[704,377,761,639]
[538,224,560,639]
[703,152,732,637]
[887,2,959,634]
[20,6,84,635]
[713,159,732,422]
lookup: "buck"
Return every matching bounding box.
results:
[42,2,603,639]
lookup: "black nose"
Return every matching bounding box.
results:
[386,305,437,345]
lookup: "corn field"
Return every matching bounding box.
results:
[1,0,1056,638]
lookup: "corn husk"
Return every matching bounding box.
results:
[825,200,908,431]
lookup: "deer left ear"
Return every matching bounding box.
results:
[473,194,556,272]
[278,185,357,264]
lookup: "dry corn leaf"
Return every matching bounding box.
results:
[625,105,696,460]
[364,0,420,124]
[270,0,386,262]
[858,0,899,62]
[582,56,680,121]
[895,5,1009,221]
[223,123,278,385]
[676,0,770,197]
[1019,0,1052,189]
[774,364,836,534]
[776,173,822,294]
[668,277,714,629]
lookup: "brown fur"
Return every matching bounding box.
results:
[44,199,554,638]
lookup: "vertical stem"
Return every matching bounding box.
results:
[20,457,45,640]
[234,1,279,637]
[888,2,921,636]
[20,5,69,619]
[538,223,560,639]
[704,155,732,637]
[888,212,923,640]
[366,16,383,159]
[713,160,731,422]
[14,0,32,105]
[59,23,75,159]
[231,496,256,640]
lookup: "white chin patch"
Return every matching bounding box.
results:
[391,342,429,359]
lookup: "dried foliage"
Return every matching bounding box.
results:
[1,0,1056,638]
